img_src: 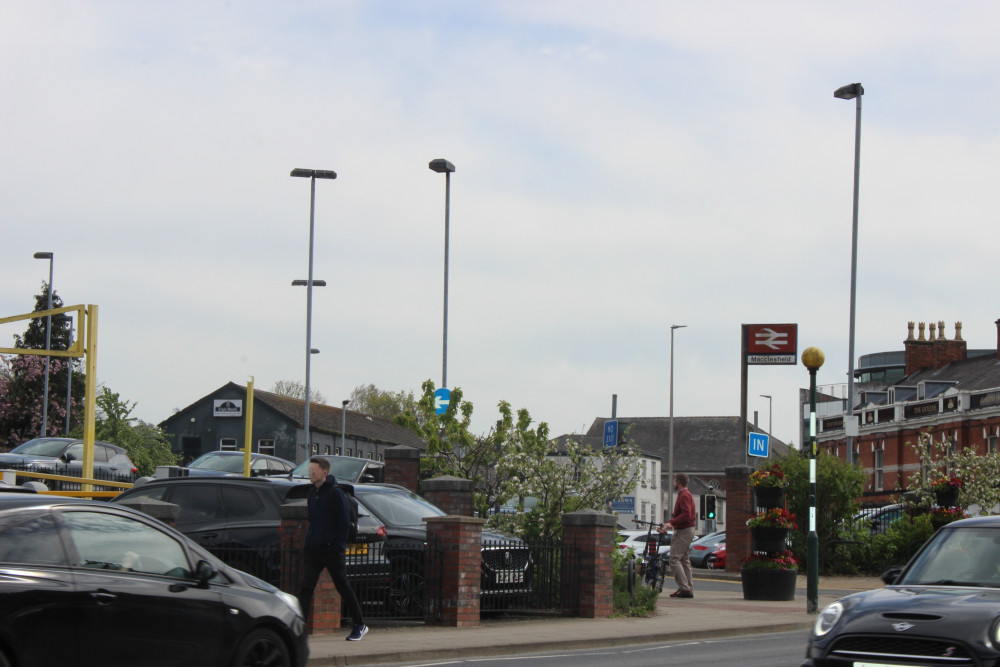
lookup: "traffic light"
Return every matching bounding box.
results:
[698,494,706,520]
[705,494,717,521]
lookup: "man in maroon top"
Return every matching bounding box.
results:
[659,472,697,598]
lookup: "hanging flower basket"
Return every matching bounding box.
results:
[750,526,790,553]
[754,486,785,509]
[935,489,959,508]
[741,567,797,601]
[932,476,962,508]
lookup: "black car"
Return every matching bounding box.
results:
[0,486,308,667]
[351,484,532,615]
[0,437,138,485]
[183,450,296,477]
[287,455,385,483]
[806,516,1000,666]
[111,477,389,594]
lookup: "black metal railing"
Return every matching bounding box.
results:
[0,462,136,492]
[480,539,578,615]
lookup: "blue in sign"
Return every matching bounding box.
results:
[434,388,451,415]
[604,419,619,448]
[748,432,770,458]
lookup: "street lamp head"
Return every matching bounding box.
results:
[428,159,456,174]
[33,252,53,260]
[671,324,687,331]
[310,348,320,354]
[802,347,826,371]
[290,168,337,180]
[291,279,327,287]
[834,83,864,100]
[760,394,771,400]
[342,399,349,408]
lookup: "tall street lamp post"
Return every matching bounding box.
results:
[428,158,455,389]
[834,82,864,462]
[33,252,54,437]
[759,394,772,435]
[668,324,686,511]
[290,168,336,458]
[802,346,825,614]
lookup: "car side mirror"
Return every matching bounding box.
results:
[360,474,375,483]
[62,452,76,463]
[194,560,216,586]
[881,566,902,585]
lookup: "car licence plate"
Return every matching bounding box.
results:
[346,543,368,556]
[495,570,523,584]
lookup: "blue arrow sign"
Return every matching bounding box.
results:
[604,420,619,448]
[434,388,451,415]
[748,432,770,458]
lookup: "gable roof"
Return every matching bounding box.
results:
[161,382,426,451]
[899,354,1000,393]
[577,416,792,473]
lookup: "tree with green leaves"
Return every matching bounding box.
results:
[905,430,1000,515]
[70,387,178,476]
[349,384,417,421]
[775,450,867,566]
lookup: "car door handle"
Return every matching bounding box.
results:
[91,591,117,605]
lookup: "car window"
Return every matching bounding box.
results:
[170,485,222,523]
[902,526,1000,586]
[221,486,265,519]
[189,453,245,474]
[118,485,169,502]
[0,511,68,566]
[10,438,68,456]
[66,443,84,460]
[356,489,446,527]
[61,510,191,578]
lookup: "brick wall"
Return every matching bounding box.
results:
[562,510,615,618]
[425,516,485,626]
[725,465,752,573]
[280,500,341,634]
[422,476,474,516]
[385,446,421,493]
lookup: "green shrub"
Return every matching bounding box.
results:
[611,542,658,616]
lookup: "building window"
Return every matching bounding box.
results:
[367,452,373,459]
[258,439,275,456]
[219,438,237,451]
[336,447,342,456]
[378,454,384,462]
[311,443,319,455]
[874,446,884,491]
[989,434,999,455]
[651,503,656,522]
[640,501,647,522]
[346,448,352,457]
[640,461,647,487]
[650,461,657,489]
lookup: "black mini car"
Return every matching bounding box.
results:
[806,516,1000,666]
[0,487,308,667]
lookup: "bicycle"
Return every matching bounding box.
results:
[632,519,668,592]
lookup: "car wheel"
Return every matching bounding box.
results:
[389,563,425,616]
[230,628,290,667]
[705,554,717,569]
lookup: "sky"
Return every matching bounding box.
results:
[2,1,999,450]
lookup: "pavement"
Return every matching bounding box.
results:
[305,572,885,666]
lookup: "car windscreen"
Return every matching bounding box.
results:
[355,489,446,527]
[10,438,69,457]
[901,526,1000,587]
[188,453,245,473]
[290,457,367,481]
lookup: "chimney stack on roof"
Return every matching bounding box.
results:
[904,320,968,376]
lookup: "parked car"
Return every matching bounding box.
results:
[705,541,726,569]
[619,529,671,560]
[287,455,385,483]
[110,476,388,593]
[689,530,727,568]
[349,484,533,615]
[852,502,905,535]
[0,485,308,667]
[0,437,138,480]
[806,516,1000,667]
[183,450,296,477]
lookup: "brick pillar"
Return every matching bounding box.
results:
[113,497,179,527]
[280,500,342,634]
[562,510,615,618]
[725,465,752,573]
[422,476,474,516]
[385,446,421,493]
[424,515,485,627]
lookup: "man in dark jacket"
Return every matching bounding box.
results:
[659,472,697,598]
[298,457,367,641]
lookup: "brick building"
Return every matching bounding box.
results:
[817,318,1000,499]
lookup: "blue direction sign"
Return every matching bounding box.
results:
[434,388,451,415]
[603,419,619,448]
[748,432,770,458]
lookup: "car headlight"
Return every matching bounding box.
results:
[275,590,303,618]
[814,601,844,637]
[990,616,1000,649]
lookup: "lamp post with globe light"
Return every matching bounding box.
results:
[802,346,825,613]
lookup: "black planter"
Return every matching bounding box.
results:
[741,567,797,601]
[935,489,959,508]
[750,526,790,554]
[753,486,785,509]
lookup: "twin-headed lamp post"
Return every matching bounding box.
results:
[290,168,336,457]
